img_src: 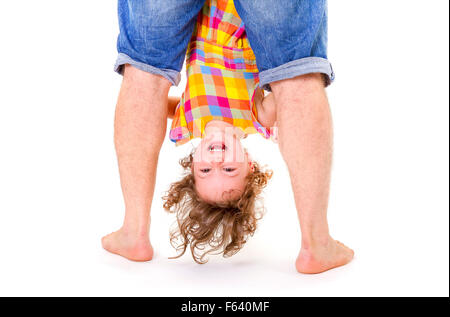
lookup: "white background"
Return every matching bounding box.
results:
[0,0,448,297]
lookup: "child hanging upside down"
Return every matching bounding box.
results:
[163,0,276,264]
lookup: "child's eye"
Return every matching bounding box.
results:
[223,168,236,172]
[200,168,211,173]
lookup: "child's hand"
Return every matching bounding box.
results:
[168,95,181,119]
[254,87,277,129]
[271,120,279,143]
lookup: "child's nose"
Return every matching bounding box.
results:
[209,151,225,163]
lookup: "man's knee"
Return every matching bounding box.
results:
[115,64,172,134]
[269,72,331,131]
[122,64,172,91]
[270,73,326,98]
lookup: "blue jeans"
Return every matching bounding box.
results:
[115,0,334,91]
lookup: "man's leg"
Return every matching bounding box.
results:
[234,0,352,273]
[101,65,171,261]
[270,73,353,274]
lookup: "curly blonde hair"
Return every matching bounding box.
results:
[162,152,272,264]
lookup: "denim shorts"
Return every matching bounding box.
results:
[114,0,334,91]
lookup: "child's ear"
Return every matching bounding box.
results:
[246,152,255,171]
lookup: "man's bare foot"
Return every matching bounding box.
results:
[101,228,154,262]
[296,238,354,274]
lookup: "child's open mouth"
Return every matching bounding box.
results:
[208,142,226,152]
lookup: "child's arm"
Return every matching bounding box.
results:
[254,87,277,129]
[167,95,181,120]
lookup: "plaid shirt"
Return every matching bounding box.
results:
[169,0,271,146]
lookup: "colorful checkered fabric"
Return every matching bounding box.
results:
[169,0,272,146]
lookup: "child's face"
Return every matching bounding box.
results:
[192,123,252,203]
